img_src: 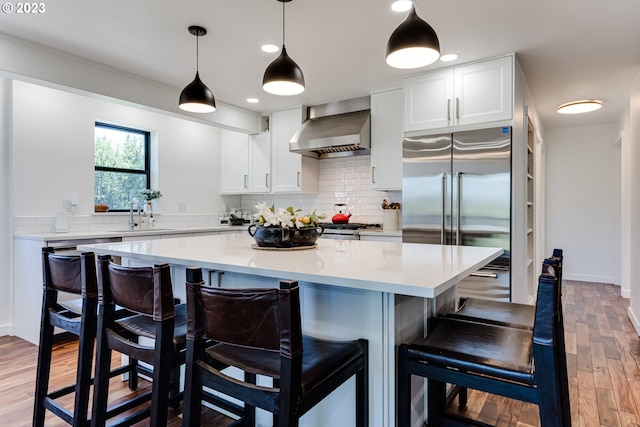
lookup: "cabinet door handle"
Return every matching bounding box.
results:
[244,174,248,188]
[455,97,460,119]
[297,171,301,187]
[266,173,270,188]
[447,98,451,121]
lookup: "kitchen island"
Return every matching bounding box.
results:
[78,234,502,427]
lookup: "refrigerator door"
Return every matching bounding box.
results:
[452,127,511,254]
[402,134,452,244]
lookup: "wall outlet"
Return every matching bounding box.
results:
[178,201,187,212]
[63,199,72,210]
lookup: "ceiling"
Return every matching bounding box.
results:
[1,0,639,130]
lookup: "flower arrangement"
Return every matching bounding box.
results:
[139,189,162,201]
[253,202,326,229]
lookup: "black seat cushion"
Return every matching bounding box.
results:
[206,335,366,395]
[116,303,188,349]
[451,298,536,330]
[408,318,534,385]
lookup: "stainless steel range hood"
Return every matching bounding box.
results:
[290,96,371,159]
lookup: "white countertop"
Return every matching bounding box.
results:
[77,234,501,299]
[13,225,248,242]
[13,224,402,242]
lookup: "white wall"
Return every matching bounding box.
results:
[627,73,640,333]
[545,124,619,283]
[12,80,231,218]
[0,34,259,133]
[0,77,13,335]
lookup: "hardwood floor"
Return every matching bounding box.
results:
[1,280,639,426]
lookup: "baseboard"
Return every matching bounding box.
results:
[563,273,615,284]
[621,287,631,298]
[627,306,640,336]
[0,323,15,337]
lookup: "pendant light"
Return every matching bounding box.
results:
[386,1,440,69]
[262,0,305,96]
[179,25,216,113]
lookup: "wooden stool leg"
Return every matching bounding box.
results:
[33,298,55,427]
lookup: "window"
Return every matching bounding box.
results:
[94,122,150,211]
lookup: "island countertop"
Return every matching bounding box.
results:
[77,234,502,299]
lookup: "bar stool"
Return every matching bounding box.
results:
[33,248,139,427]
[398,267,571,427]
[91,255,186,427]
[181,268,369,427]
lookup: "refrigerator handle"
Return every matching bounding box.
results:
[456,171,463,245]
[441,173,447,244]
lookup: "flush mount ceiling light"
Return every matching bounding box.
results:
[386,1,440,69]
[179,25,216,113]
[557,99,603,115]
[262,0,305,96]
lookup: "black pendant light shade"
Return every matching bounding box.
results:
[179,71,216,113]
[386,5,440,69]
[263,45,305,95]
[179,25,216,113]
[263,0,305,96]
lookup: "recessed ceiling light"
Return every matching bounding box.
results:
[261,44,279,53]
[391,0,412,12]
[440,53,458,62]
[246,98,259,103]
[557,100,603,114]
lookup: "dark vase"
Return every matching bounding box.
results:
[248,225,292,248]
[290,225,324,247]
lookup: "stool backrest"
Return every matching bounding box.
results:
[96,255,175,321]
[186,279,303,359]
[42,247,97,297]
[532,270,557,346]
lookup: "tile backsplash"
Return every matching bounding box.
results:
[240,155,401,224]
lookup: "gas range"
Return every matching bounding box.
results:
[320,223,382,240]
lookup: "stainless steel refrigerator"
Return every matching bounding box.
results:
[402,126,512,301]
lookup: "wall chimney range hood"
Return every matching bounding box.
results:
[290,96,371,159]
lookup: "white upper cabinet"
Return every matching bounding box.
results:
[219,130,271,194]
[371,89,403,190]
[247,132,271,193]
[404,55,513,133]
[220,128,249,194]
[270,108,319,193]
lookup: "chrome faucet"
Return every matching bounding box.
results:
[129,198,141,230]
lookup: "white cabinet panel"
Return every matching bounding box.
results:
[371,89,403,190]
[403,69,452,132]
[454,56,513,127]
[271,108,319,193]
[403,55,513,133]
[248,132,271,193]
[220,129,249,194]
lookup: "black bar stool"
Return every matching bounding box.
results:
[181,268,369,427]
[91,255,186,427]
[398,267,571,427]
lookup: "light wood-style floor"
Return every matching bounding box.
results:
[1,280,639,426]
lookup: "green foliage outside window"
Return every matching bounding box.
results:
[94,123,150,211]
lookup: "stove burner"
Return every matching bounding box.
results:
[322,223,382,230]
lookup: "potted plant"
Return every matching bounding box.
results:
[249,202,325,248]
[139,189,162,213]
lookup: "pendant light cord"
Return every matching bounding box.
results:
[281,0,286,45]
[195,33,200,72]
